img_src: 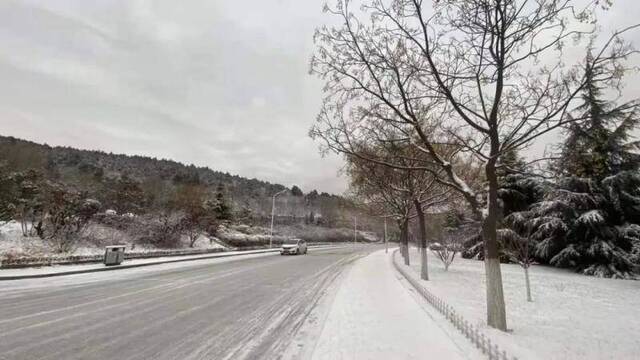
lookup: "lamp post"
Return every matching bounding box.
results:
[384,217,388,253]
[270,189,288,248]
[354,216,357,245]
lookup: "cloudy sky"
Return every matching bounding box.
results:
[0,0,347,193]
[0,1,639,195]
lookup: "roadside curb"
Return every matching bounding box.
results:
[0,245,342,281]
[391,249,517,360]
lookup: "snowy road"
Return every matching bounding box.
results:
[0,245,376,360]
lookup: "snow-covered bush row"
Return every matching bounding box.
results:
[215,223,377,248]
[507,173,640,279]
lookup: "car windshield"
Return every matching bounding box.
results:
[283,239,299,245]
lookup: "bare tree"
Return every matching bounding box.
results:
[412,187,450,279]
[346,151,415,264]
[173,184,217,248]
[502,221,536,302]
[430,228,463,272]
[40,187,101,253]
[430,242,456,272]
[311,0,637,330]
[347,144,448,279]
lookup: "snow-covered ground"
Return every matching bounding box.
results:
[1,218,375,261]
[0,220,226,258]
[217,223,377,245]
[0,221,51,256]
[402,247,640,360]
[305,249,481,360]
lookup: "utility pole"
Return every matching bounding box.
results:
[384,217,388,253]
[354,216,357,245]
[270,189,288,248]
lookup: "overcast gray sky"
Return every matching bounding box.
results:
[0,0,347,193]
[0,1,639,195]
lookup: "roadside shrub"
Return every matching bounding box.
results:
[130,212,183,248]
[93,212,135,231]
[40,187,101,253]
[281,224,374,243]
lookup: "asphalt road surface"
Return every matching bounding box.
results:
[0,245,377,360]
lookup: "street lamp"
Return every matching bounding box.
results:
[384,217,388,253]
[354,216,357,245]
[378,214,394,253]
[270,189,288,248]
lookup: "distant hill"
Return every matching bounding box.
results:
[0,135,371,228]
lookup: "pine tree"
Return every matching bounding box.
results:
[291,185,304,197]
[107,176,145,214]
[0,162,18,221]
[556,50,640,182]
[213,184,232,220]
[237,201,253,221]
[510,54,640,278]
[497,150,547,217]
[520,176,639,278]
[463,150,546,261]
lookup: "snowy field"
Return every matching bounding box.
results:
[403,248,640,359]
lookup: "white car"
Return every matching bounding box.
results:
[280,238,308,255]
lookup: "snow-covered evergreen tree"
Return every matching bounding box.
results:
[463,150,546,261]
[518,175,640,278]
[555,50,640,182]
[509,55,640,278]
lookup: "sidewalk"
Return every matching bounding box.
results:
[0,245,342,280]
[309,249,481,360]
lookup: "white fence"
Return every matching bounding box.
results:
[392,250,517,360]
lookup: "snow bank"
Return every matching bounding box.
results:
[403,248,640,359]
[0,221,51,257]
[0,220,227,259]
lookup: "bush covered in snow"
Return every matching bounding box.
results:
[508,174,640,278]
[213,223,377,248]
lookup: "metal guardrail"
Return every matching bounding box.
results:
[0,248,227,268]
[391,249,517,360]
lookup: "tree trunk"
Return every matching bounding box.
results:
[401,218,410,266]
[483,158,508,331]
[397,221,405,260]
[524,265,532,302]
[414,199,428,280]
[20,209,28,237]
[420,247,429,279]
